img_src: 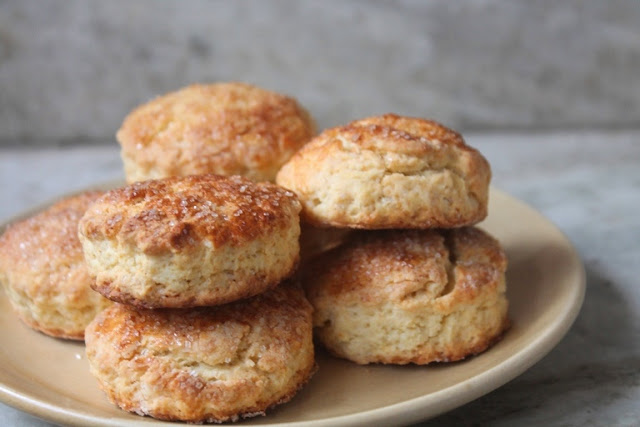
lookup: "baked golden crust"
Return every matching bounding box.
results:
[118,82,316,183]
[85,283,316,423]
[79,174,300,254]
[305,227,509,364]
[276,114,491,229]
[78,175,301,308]
[0,191,112,340]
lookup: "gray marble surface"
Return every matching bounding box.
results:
[0,131,638,426]
[2,0,640,145]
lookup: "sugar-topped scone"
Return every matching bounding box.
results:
[78,175,301,308]
[118,82,316,183]
[0,191,112,340]
[85,282,316,423]
[305,227,508,365]
[276,114,490,229]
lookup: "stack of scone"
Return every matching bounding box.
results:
[78,175,315,423]
[0,82,319,423]
[77,83,319,423]
[0,81,510,424]
[276,113,509,365]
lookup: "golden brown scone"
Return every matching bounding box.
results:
[276,114,490,229]
[85,283,315,423]
[78,175,301,308]
[0,192,112,340]
[118,82,316,183]
[305,227,508,365]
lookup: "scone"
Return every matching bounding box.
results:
[78,174,301,308]
[276,114,490,229]
[85,283,315,423]
[305,227,508,365]
[118,82,316,183]
[0,191,112,340]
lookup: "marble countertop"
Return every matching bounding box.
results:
[0,131,638,426]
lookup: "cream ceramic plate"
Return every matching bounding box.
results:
[0,187,585,427]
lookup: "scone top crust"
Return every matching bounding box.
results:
[87,284,312,375]
[276,114,491,228]
[117,82,316,182]
[330,114,468,154]
[306,227,507,310]
[0,191,104,281]
[284,113,486,171]
[78,175,301,256]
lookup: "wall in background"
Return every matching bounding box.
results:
[1,0,639,145]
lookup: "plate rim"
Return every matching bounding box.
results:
[0,186,586,427]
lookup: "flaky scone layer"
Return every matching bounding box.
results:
[85,284,316,423]
[78,175,301,308]
[276,114,490,229]
[305,227,508,365]
[0,191,111,339]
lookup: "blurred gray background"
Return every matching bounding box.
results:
[2,2,640,427]
[1,0,639,146]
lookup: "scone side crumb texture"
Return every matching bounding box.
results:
[77,175,301,308]
[117,82,316,183]
[276,113,491,229]
[85,284,315,423]
[0,191,112,340]
[305,227,509,365]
